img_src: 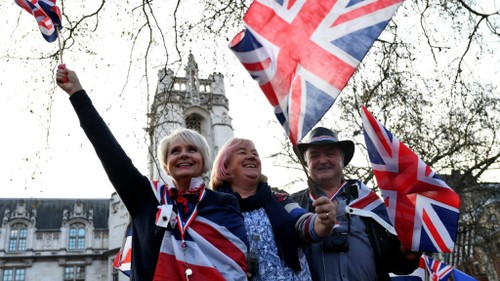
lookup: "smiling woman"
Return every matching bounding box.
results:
[55,65,249,281]
[157,130,209,189]
[210,137,338,281]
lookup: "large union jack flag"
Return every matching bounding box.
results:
[230,0,404,144]
[14,0,62,42]
[361,106,461,253]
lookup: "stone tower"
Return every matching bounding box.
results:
[147,53,233,180]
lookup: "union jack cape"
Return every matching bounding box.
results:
[112,178,248,280]
[230,0,405,144]
[14,0,62,42]
[151,178,248,281]
[361,106,461,253]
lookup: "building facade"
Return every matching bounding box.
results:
[0,196,127,281]
[0,54,233,281]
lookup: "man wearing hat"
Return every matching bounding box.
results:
[291,127,421,281]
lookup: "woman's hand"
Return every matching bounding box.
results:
[312,196,337,237]
[56,64,83,96]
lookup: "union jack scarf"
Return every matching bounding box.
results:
[151,177,248,281]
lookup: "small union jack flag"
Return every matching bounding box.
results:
[424,255,453,281]
[230,0,405,144]
[346,180,396,234]
[391,255,477,281]
[361,106,461,253]
[14,0,62,42]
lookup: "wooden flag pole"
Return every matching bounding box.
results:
[55,25,63,64]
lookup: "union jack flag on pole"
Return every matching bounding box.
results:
[14,0,63,42]
[361,106,461,253]
[230,0,405,144]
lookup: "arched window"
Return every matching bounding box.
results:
[8,224,27,252]
[68,224,86,251]
[185,114,202,133]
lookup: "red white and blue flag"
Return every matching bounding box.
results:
[152,178,248,281]
[424,255,453,281]
[230,0,405,144]
[391,255,477,281]
[361,106,461,253]
[112,222,132,277]
[14,0,62,42]
[346,180,396,234]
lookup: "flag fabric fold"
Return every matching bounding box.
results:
[230,0,405,144]
[346,180,396,235]
[361,106,461,253]
[14,0,62,42]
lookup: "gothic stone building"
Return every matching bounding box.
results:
[148,52,233,180]
[0,54,233,281]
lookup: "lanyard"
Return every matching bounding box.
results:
[175,188,206,247]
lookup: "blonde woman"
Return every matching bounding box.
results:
[56,65,248,281]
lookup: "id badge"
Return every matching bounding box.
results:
[155,204,175,228]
